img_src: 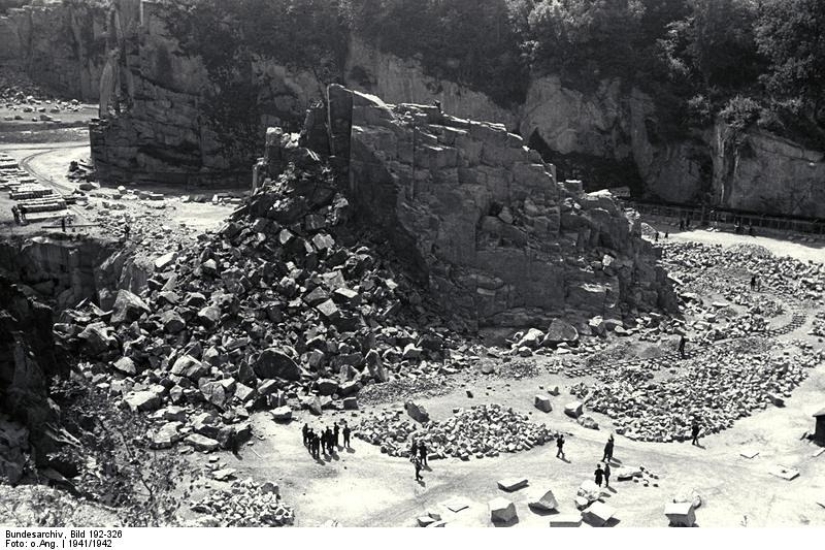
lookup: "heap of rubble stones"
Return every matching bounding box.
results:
[189,478,293,527]
[56,159,471,453]
[356,404,558,460]
[570,341,824,442]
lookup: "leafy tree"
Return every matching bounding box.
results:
[756,0,825,123]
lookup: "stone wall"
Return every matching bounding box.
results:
[324,86,671,327]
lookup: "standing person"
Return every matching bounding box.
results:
[594,464,604,487]
[603,462,611,488]
[691,422,701,446]
[410,440,418,459]
[418,441,428,467]
[61,217,66,233]
[556,434,565,459]
[343,424,351,448]
[655,231,660,243]
[302,423,309,447]
[413,456,423,482]
[750,275,757,291]
[664,232,669,240]
[678,335,687,358]
[11,206,19,225]
[325,427,334,454]
[123,223,131,240]
[333,423,340,448]
[679,219,685,231]
[306,429,314,456]
[602,435,614,463]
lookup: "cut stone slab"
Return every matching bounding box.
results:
[527,489,558,511]
[549,514,582,527]
[665,501,696,527]
[616,467,643,481]
[672,487,702,509]
[768,465,800,481]
[488,498,517,523]
[564,401,583,419]
[578,479,602,504]
[582,502,615,527]
[497,478,528,492]
[185,434,220,452]
[271,406,292,422]
[811,448,824,458]
[443,497,472,513]
[417,516,436,527]
[534,395,553,413]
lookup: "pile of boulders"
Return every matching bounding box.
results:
[355,404,558,459]
[189,478,292,527]
[809,312,825,338]
[662,241,825,303]
[570,341,824,442]
[56,162,469,451]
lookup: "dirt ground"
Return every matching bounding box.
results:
[0,140,240,246]
[183,223,825,528]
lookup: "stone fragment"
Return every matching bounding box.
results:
[405,401,430,423]
[271,406,292,422]
[564,401,583,418]
[528,489,558,511]
[254,349,301,381]
[488,498,517,524]
[497,478,528,492]
[582,502,615,527]
[185,433,220,452]
[534,395,553,413]
[665,502,696,527]
[112,357,137,376]
[111,290,151,325]
[549,514,582,527]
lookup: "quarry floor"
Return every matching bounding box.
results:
[182,228,825,529]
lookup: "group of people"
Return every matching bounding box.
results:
[750,274,762,291]
[302,422,351,459]
[411,440,429,481]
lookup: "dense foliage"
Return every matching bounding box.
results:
[158,0,825,144]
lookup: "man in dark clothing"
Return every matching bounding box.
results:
[679,219,685,231]
[306,430,314,455]
[343,425,351,448]
[750,275,757,291]
[123,224,131,240]
[556,434,565,459]
[594,464,604,487]
[655,231,659,243]
[664,232,669,240]
[602,435,614,463]
[326,427,334,454]
[418,442,428,467]
[333,424,340,448]
[410,441,418,459]
[302,423,309,447]
[61,217,66,233]
[414,456,423,481]
[603,462,611,488]
[314,434,321,458]
[679,335,687,358]
[691,423,701,446]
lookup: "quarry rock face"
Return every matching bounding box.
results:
[0,0,121,101]
[713,126,825,218]
[326,86,671,327]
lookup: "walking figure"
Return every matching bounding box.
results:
[302,423,309,447]
[326,427,334,454]
[604,462,611,488]
[413,456,423,481]
[556,434,565,459]
[678,335,687,358]
[343,425,351,448]
[418,441,428,467]
[123,223,131,240]
[691,422,701,446]
[594,464,604,487]
[602,435,614,463]
[664,232,669,240]
[333,423,340,448]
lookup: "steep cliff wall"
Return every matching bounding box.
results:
[331,86,671,327]
[713,125,825,218]
[91,0,324,185]
[85,2,825,220]
[0,0,119,101]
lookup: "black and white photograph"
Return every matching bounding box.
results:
[0,0,824,540]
